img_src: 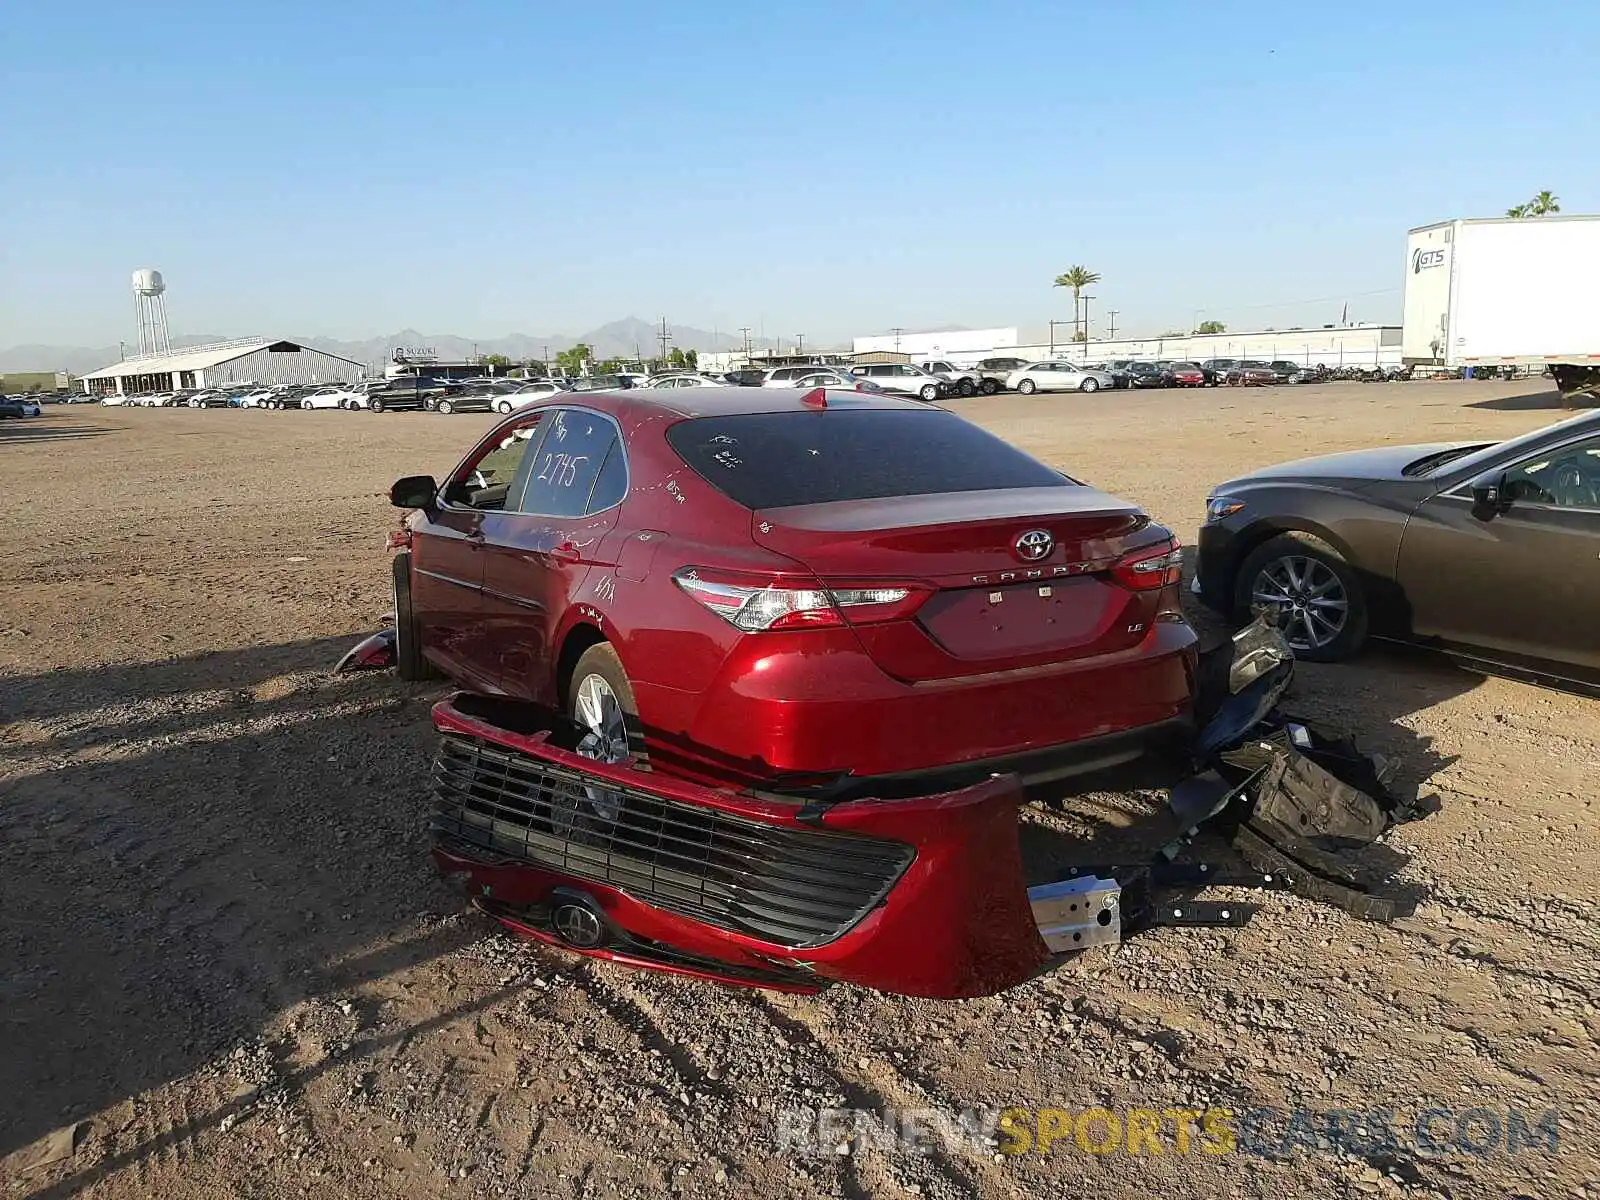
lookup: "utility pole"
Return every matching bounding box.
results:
[1048,319,1066,354]
[795,333,805,355]
[1106,311,1119,340]
[1081,296,1096,354]
[890,327,904,352]
[739,327,752,357]
[657,316,671,363]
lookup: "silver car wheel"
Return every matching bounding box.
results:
[1250,556,1349,652]
[571,674,628,825]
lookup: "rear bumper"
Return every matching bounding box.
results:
[659,622,1197,782]
[428,695,1051,998]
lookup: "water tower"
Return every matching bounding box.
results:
[132,269,171,357]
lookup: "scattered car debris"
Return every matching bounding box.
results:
[422,607,1437,997]
[333,622,396,673]
[1164,611,1431,922]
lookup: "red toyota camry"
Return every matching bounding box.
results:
[386,387,1196,792]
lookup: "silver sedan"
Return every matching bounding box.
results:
[1004,361,1117,394]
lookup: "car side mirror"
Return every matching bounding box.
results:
[1469,471,1510,521]
[390,475,438,510]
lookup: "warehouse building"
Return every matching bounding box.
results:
[79,338,364,398]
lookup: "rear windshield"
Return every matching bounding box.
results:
[665,410,1070,509]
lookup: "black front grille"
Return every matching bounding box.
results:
[431,734,914,948]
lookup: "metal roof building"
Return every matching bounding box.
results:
[79,338,364,396]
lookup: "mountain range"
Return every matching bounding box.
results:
[0,317,803,375]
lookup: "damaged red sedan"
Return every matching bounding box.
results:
[388,387,1195,789]
[388,387,1197,995]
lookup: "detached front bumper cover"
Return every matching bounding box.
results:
[427,694,1052,999]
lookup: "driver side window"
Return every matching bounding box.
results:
[1502,435,1600,509]
[442,416,545,510]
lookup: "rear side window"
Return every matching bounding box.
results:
[517,409,619,517]
[665,410,1070,509]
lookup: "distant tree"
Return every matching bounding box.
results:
[481,353,511,372]
[667,347,688,368]
[1507,191,1560,218]
[1195,319,1227,334]
[1052,266,1102,342]
[1528,190,1561,215]
[1159,329,1187,338]
[684,348,698,369]
[555,344,592,376]
[1070,330,1087,342]
[595,357,625,374]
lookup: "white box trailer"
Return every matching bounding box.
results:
[1403,215,1600,396]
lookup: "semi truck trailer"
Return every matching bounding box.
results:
[1403,214,1600,400]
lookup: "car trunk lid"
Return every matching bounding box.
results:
[751,487,1170,681]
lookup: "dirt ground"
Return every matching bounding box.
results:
[2,380,1596,1199]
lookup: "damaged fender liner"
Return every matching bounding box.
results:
[428,694,1052,1000]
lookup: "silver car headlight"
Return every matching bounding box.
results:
[1205,495,1246,523]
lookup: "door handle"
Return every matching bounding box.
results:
[547,541,581,563]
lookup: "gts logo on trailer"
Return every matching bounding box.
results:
[1412,248,1446,273]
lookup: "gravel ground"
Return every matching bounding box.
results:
[2,381,1596,1199]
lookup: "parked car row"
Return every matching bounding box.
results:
[80,359,1420,414]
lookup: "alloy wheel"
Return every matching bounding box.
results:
[571,674,628,825]
[1250,556,1349,652]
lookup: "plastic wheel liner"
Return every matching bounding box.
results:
[1174,612,1427,923]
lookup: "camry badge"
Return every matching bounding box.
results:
[1014,529,1054,562]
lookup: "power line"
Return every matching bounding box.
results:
[657,317,671,362]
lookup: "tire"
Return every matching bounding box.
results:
[1018,378,1037,395]
[301,400,313,410]
[567,643,646,767]
[1080,378,1100,393]
[391,552,438,681]
[919,383,940,402]
[980,379,1000,395]
[368,397,386,413]
[1233,535,1368,662]
[494,399,512,414]
[436,399,455,414]
[957,379,975,397]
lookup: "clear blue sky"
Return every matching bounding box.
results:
[2,0,1595,348]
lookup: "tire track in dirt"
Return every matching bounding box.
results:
[754,991,1023,1200]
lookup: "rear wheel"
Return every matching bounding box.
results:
[1080,378,1100,393]
[565,644,647,828]
[494,399,513,414]
[368,397,386,413]
[919,383,940,402]
[1233,535,1368,662]
[1018,378,1037,395]
[980,378,1000,395]
[957,379,975,397]
[436,398,455,414]
[391,552,438,681]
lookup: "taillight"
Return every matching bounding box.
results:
[1111,538,1182,591]
[673,568,929,631]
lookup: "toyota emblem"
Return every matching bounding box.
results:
[1014,529,1054,562]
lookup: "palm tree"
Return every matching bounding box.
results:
[1528,190,1561,215]
[1507,191,1560,218]
[1053,266,1102,342]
